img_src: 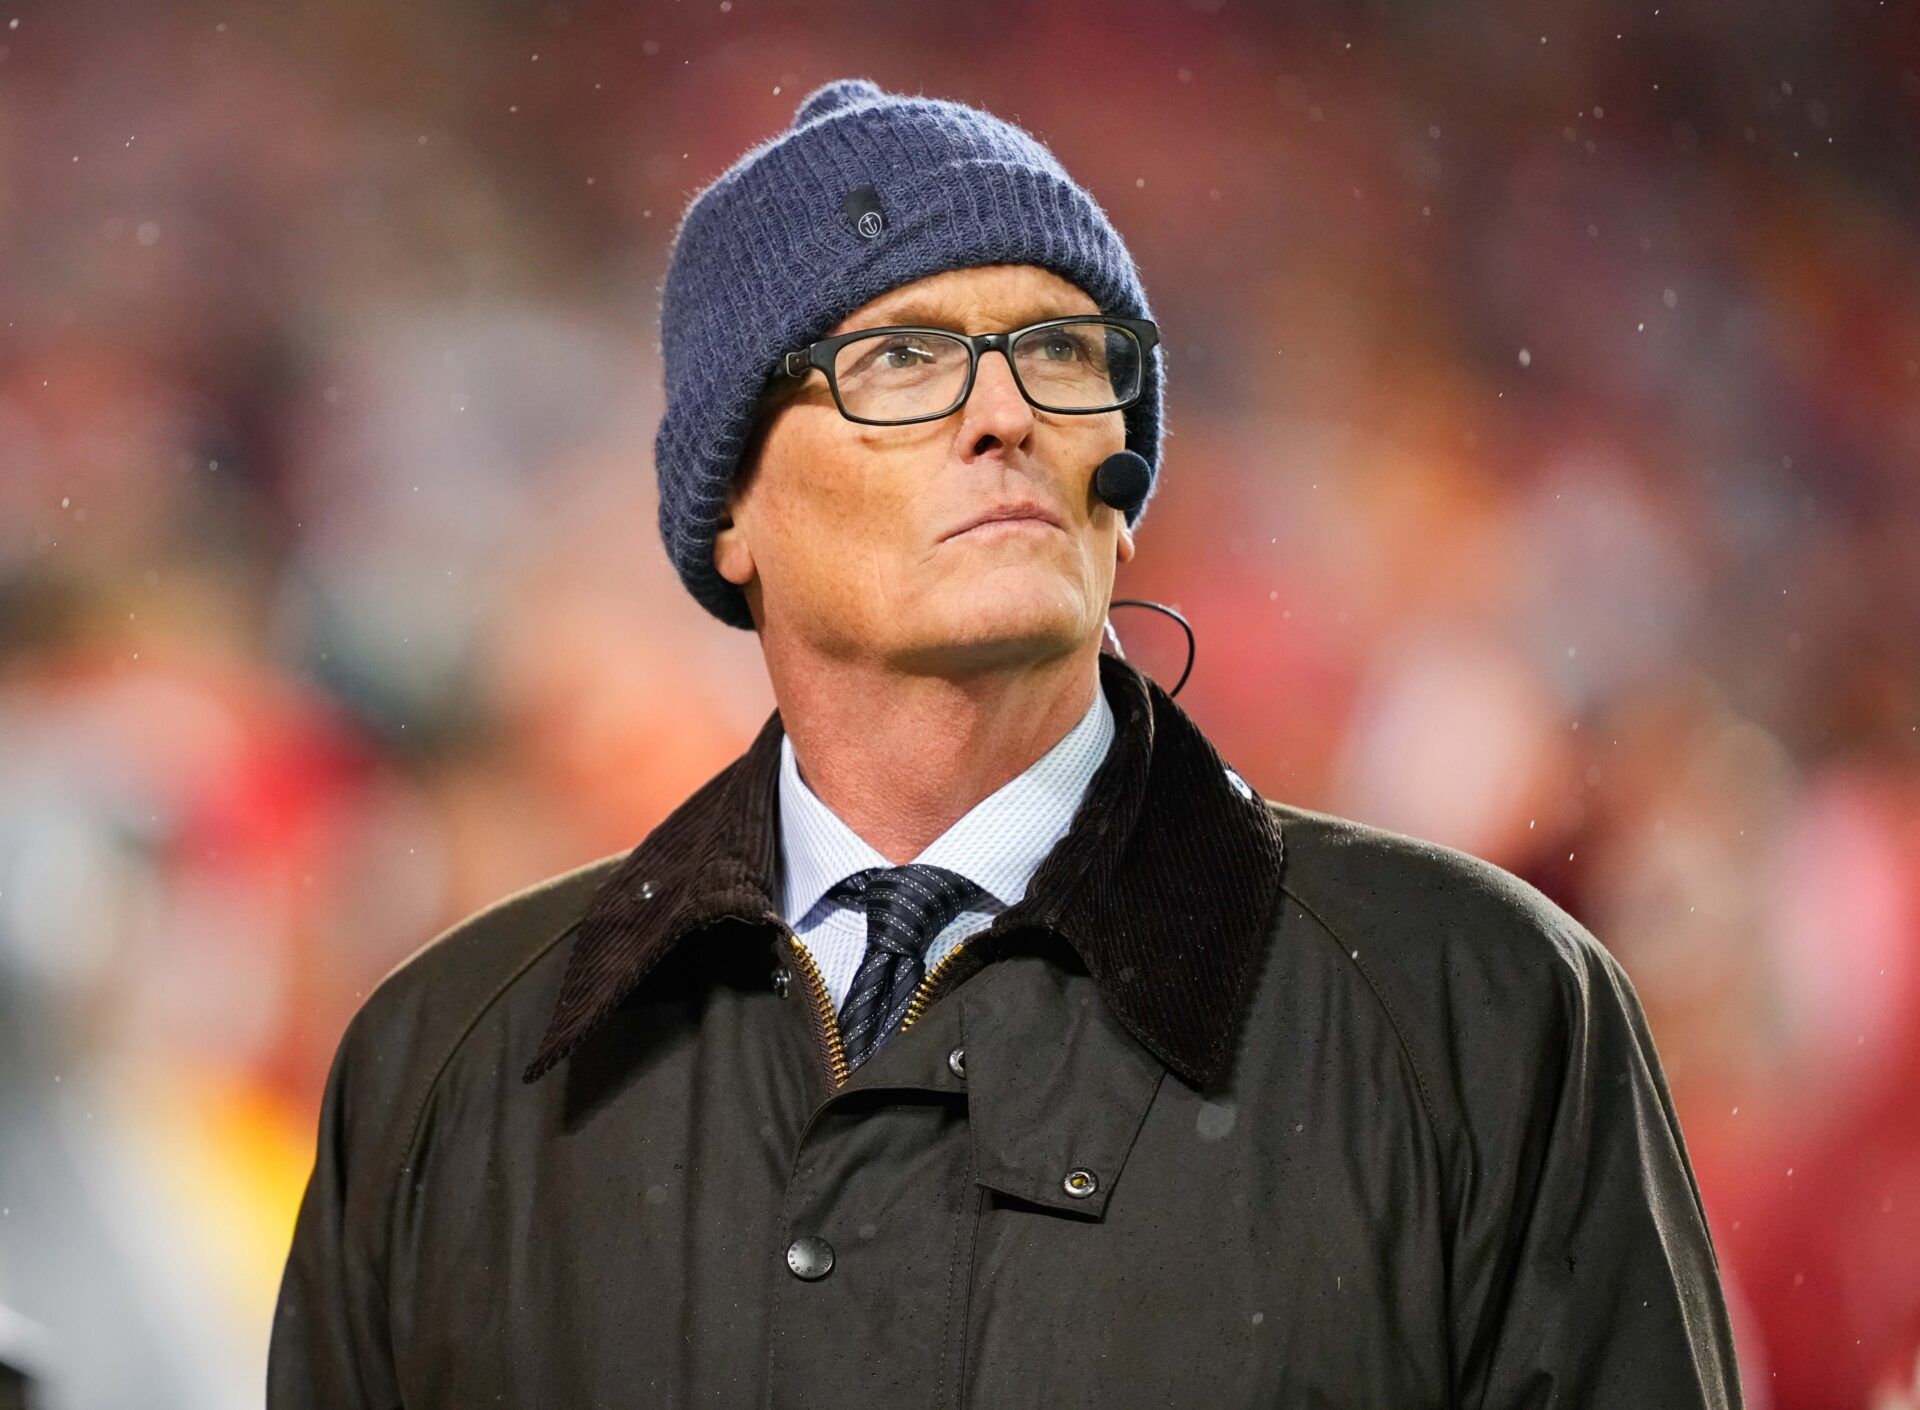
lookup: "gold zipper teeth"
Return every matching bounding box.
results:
[785,931,972,1087]
[899,943,969,1032]
[785,935,851,1089]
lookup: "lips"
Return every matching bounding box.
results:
[943,502,1065,541]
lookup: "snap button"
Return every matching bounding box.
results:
[947,1046,966,1079]
[771,966,792,1000]
[786,1235,834,1281]
[1062,1167,1099,1199]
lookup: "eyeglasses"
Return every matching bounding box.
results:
[776,315,1161,427]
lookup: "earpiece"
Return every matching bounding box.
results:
[1093,451,1195,697]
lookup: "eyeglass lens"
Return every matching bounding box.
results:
[830,320,1144,423]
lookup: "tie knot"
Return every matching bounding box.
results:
[828,863,986,958]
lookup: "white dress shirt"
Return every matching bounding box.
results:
[776,681,1116,1013]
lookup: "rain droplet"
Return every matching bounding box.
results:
[1196,1100,1237,1142]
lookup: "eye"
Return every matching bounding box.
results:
[1032,327,1105,367]
[877,335,938,369]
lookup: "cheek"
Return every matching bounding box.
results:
[762,430,918,591]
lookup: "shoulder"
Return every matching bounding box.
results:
[1268,798,1601,981]
[322,851,626,1168]
[366,850,625,1021]
[1264,799,1630,1127]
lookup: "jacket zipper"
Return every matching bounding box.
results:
[784,934,851,1090]
[784,934,973,1089]
[899,943,970,1033]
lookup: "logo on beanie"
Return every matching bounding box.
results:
[843,185,886,240]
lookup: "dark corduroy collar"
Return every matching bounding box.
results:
[523,650,1287,1090]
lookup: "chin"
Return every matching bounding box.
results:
[898,577,1091,670]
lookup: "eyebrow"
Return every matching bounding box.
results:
[848,299,1096,332]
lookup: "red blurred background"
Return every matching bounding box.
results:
[1,2,1916,1406]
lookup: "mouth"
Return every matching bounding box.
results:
[941,505,1066,543]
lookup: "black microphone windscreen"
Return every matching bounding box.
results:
[1094,451,1153,519]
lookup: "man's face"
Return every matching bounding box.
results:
[714,264,1137,674]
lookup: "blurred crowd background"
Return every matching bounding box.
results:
[1,1,1916,1406]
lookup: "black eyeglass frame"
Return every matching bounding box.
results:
[776,314,1162,427]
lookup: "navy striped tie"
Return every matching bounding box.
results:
[828,863,985,1071]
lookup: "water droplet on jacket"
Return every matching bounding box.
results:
[1196,1100,1237,1141]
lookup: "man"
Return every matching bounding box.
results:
[268,78,1744,1408]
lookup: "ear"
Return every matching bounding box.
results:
[714,504,757,589]
[1115,519,1136,565]
[717,397,786,592]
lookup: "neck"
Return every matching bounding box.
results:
[766,639,1103,865]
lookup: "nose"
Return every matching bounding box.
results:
[961,348,1036,447]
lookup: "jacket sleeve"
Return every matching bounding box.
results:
[1450,918,1745,1409]
[267,1003,406,1408]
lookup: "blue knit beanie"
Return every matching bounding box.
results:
[655,77,1166,631]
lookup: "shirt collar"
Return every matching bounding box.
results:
[522,651,1286,1091]
[777,679,1114,922]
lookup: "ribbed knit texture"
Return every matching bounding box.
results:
[656,76,1167,630]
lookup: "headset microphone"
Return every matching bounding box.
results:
[1092,450,1196,697]
[1094,450,1154,519]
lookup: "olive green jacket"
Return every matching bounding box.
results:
[268,651,1742,1408]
